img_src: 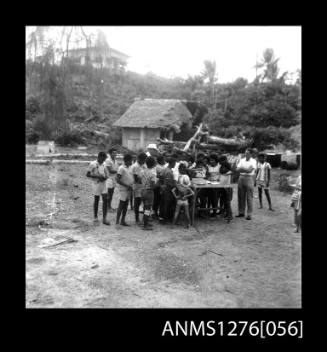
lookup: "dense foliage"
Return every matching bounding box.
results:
[26,28,301,151]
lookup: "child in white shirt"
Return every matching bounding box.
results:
[255,153,274,211]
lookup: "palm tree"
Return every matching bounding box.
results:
[255,48,280,82]
[201,60,218,107]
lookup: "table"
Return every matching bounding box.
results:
[190,182,234,226]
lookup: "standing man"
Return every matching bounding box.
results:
[236,148,257,220]
[105,147,119,212]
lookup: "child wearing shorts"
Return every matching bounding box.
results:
[141,156,157,230]
[255,153,274,211]
[290,174,301,232]
[172,172,194,228]
[116,154,134,226]
[105,147,119,212]
[152,154,165,219]
[218,155,233,221]
[86,151,110,225]
[131,152,147,225]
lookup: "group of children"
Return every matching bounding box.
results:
[86,147,279,230]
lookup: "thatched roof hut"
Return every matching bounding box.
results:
[113,99,197,151]
[113,98,193,133]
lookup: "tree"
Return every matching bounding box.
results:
[255,48,280,82]
[201,60,218,107]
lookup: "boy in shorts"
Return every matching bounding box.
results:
[105,147,119,212]
[116,154,134,226]
[172,172,194,228]
[255,153,274,211]
[86,151,110,225]
[152,154,165,219]
[130,152,147,225]
[141,156,157,230]
[218,155,233,221]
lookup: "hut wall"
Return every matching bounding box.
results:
[122,128,160,151]
[144,128,160,148]
[122,128,141,151]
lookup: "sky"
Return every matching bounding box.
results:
[26,26,301,83]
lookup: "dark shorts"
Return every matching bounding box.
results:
[142,189,154,207]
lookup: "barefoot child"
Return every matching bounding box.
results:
[159,156,177,223]
[206,153,220,217]
[255,153,274,211]
[172,172,194,228]
[86,151,110,225]
[218,155,233,221]
[105,147,119,212]
[290,174,301,232]
[116,154,134,226]
[130,152,147,225]
[141,156,157,230]
[152,154,165,219]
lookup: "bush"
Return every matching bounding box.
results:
[26,96,41,115]
[55,130,85,146]
[243,126,299,151]
[32,114,53,140]
[26,131,40,144]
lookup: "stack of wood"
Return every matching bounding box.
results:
[157,123,252,156]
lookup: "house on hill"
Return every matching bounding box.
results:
[113,99,204,151]
[67,46,129,71]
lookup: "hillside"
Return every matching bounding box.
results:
[26,61,301,152]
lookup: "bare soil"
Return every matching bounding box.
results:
[26,162,301,308]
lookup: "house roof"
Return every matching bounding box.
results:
[68,46,129,59]
[113,99,193,132]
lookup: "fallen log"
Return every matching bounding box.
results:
[94,130,109,138]
[35,153,98,158]
[26,159,51,165]
[183,123,208,152]
[207,135,251,147]
[52,159,90,164]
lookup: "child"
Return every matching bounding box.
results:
[130,152,147,225]
[86,151,110,225]
[159,156,177,222]
[105,147,119,212]
[206,153,220,217]
[255,153,274,211]
[188,155,196,169]
[218,155,233,221]
[152,154,165,219]
[116,154,134,226]
[141,156,157,230]
[172,172,194,228]
[192,156,208,218]
[290,174,301,233]
[171,153,181,181]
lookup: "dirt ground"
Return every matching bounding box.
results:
[26,161,301,308]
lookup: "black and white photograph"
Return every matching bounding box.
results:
[25,26,301,309]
